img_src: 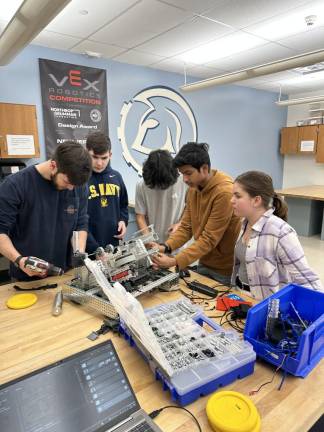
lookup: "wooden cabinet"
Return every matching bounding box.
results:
[0,102,40,159]
[316,125,324,163]
[298,126,317,154]
[280,127,299,154]
[280,125,318,156]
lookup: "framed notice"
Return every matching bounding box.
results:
[6,134,35,155]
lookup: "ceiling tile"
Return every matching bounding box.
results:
[278,26,324,52]
[236,80,300,94]
[70,40,126,58]
[90,0,192,48]
[32,31,82,51]
[157,0,222,14]
[45,0,139,38]
[256,71,300,82]
[137,16,233,57]
[113,49,164,66]
[186,65,228,79]
[206,42,296,71]
[246,0,324,41]
[150,58,195,74]
[237,81,280,91]
[0,0,23,22]
[205,0,313,29]
[177,31,266,64]
[0,19,7,35]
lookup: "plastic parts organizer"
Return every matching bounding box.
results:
[120,298,256,406]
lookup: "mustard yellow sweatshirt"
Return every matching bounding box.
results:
[166,170,241,275]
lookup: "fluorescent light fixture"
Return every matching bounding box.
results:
[177,31,265,64]
[0,0,71,65]
[180,48,324,92]
[276,95,324,107]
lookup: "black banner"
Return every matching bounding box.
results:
[39,58,108,157]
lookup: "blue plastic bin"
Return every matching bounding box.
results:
[244,284,324,377]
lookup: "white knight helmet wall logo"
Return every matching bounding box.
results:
[118,86,198,175]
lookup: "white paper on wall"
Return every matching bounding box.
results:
[300,140,315,152]
[6,135,35,155]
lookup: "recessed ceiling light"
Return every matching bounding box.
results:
[177,32,265,64]
[79,10,88,15]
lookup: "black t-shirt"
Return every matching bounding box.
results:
[0,165,89,280]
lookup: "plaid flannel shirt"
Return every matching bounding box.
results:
[231,208,323,300]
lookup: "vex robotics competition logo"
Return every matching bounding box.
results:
[117,86,198,175]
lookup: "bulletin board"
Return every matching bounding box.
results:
[0,102,40,159]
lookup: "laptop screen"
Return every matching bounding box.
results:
[0,341,141,432]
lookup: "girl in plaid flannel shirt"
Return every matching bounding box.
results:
[230,171,323,300]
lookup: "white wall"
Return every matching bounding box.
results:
[283,90,324,187]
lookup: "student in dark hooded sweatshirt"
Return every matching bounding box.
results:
[86,132,128,253]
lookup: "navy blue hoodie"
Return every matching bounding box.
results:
[86,165,128,252]
[0,165,89,280]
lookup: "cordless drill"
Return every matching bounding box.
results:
[24,256,64,276]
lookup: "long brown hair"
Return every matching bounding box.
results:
[235,171,288,221]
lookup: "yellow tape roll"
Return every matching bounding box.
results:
[6,293,38,309]
[206,391,261,432]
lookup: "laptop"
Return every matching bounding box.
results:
[0,340,163,432]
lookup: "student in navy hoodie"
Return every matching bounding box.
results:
[0,141,92,281]
[86,132,129,253]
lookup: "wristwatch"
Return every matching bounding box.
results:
[14,255,24,268]
[160,243,172,254]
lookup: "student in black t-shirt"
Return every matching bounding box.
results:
[0,141,92,281]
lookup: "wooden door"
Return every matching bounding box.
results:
[280,127,298,154]
[316,125,324,163]
[0,102,40,159]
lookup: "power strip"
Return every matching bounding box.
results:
[187,280,218,297]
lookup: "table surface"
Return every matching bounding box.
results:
[276,185,324,201]
[0,272,323,432]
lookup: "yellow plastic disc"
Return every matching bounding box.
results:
[6,293,38,309]
[206,391,261,432]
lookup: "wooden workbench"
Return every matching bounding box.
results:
[276,185,324,201]
[276,185,324,239]
[0,273,323,432]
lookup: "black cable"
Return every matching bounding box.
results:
[219,310,228,325]
[13,283,58,291]
[149,405,201,432]
[180,275,227,292]
[218,285,233,297]
[249,354,287,395]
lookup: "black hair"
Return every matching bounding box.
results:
[173,142,211,171]
[86,132,111,154]
[235,171,288,221]
[142,149,179,189]
[52,141,92,186]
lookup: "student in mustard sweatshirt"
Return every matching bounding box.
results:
[86,132,128,253]
[151,142,241,285]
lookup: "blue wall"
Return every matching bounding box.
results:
[0,44,287,199]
